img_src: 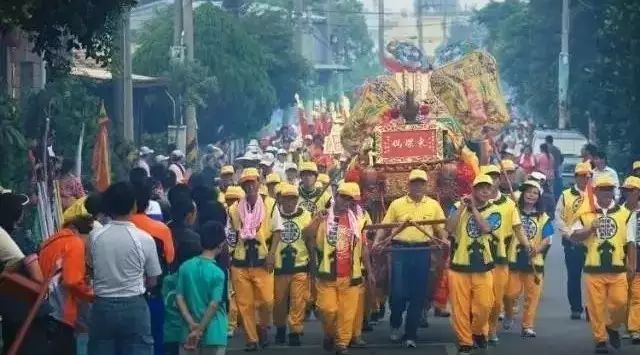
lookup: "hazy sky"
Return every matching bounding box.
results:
[380,0,493,11]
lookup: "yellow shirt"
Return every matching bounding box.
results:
[298,186,332,214]
[450,201,499,272]
[275,208,312,274]
[381,195,446,244]
[490,193,521,264]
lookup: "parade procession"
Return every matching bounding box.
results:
[1,1,640,355]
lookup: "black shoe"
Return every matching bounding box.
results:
[570,311,582,320]
[458,345,474,355]
[245,342,258,352]
[258,326,270,348]
[632,332,640,344]
[473,334,488,349]
[606,328,621,349]
[594,342,609,354]
[335,346,350,354]
[288,332,301,346]
[275,326,286,345]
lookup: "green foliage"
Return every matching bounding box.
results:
[0,0,136,69]
[0,95,26,188]
[22,76,100,179]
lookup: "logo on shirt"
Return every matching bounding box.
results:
[225,226,238,247]
[466,212,501,239]
[327,222,352,247]
[571,197,584,214]
[596,216,617,240]
[282,220,301,244]
[521,216,538,240]
[300,199,317,214]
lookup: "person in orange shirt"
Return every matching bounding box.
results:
[40,214,95,354]
[130,178,174,355]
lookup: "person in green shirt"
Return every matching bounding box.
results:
[176,221,228,355]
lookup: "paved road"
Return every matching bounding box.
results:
[227,244,638,355]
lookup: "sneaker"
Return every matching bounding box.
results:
[498,312,505,321]
[275,326,286,345]
[473,334,488,349]
[350,337,367,348]
[606,328,621,349]
[621,331,631,340]
[488,334,499,345]
[390,328,402,343]
[631,332,640,344]
[245,342,258,352]
[404,339,417,348]
[458,345,474,355]
[594,342,609,354]
[503,317,514,330]
[288,333,301,347]
[335,346,350,355]
[522,328,537,338]
[570,311,582,320]
[323,337,335,352]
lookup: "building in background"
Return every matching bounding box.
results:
[0,30,45,100]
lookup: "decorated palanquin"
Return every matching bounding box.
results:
[341,51,510,214]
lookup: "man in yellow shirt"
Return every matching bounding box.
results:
[555,162,592,319]
[228,168,283,351]
[570,175,633,354]
[480,164,528,344]
[311,182,372,355]
[298,162,332,214]
[374,169,448,348]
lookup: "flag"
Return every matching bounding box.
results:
[92,103,111,192]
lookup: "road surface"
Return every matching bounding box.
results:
[227,243,638,354]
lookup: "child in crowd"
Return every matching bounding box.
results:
[176,221,228,355]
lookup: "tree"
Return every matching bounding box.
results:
[134,4,277,140]
[0,0,136,68]
[0,95,26,188]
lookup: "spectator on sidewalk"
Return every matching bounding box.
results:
[545,136,564,200]
[518,145,537,176]
[591,150,620,201]
[536,144,556,196]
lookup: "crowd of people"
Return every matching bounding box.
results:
[0,131,639,355]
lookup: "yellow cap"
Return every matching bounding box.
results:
[299,161,318,174]
[62,196,91,224]
[594,175,616,188]
[574,162,592,175]
[500,160,516,172]
[623,176,640,190]
[317,173,330,185]
[472,174,494,187]
[221,165,234,175]
[225,185,245,200]
[239,168,260,183]
[337,182,361,200]
[408,169,428,182]
[633,161,640,171]
[258,184,268,196]
[521,180,543,194]
[480,165,500,176]
[278,183,299,197]
[265,173,281,185]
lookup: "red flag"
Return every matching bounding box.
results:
[92,103,111,192]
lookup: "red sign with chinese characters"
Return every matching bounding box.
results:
[376,124,442,165]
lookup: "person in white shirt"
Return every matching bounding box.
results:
[168,150,187,184]
[273,149,289,181]
[136,146,154,176]
[592,150,620,201]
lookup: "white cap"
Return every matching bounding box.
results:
[155,155,169,163]
[170,150,184,159]
[265,146,277,153]
[285,162,298,171]
[244,151,262,161]
[503,148,516,156]
[277,148,287,155]
[139,146,154,156]
[259,152,275,166]
[530,171,547,181]
[304,134,313,140]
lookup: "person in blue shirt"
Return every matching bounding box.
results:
[176,221,228,355]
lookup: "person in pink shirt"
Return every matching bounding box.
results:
[518,145,537,176]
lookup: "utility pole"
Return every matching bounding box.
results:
[416,0,424,56]
[378,0,385,65]
[183,0,199,167]
[558,0,570,129]
[123,10,134,142]
[441,0,448,43]
[294,0,303,55]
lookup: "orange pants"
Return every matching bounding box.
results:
[352,284,366,339]
[231,266,274,343]
[628,275,640,333]
[488,265,509,336]
[274,273,309,334]
[504,271,543,329]
[448,270,494,347]
[316,277,360,348]
[585,273,628,343]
